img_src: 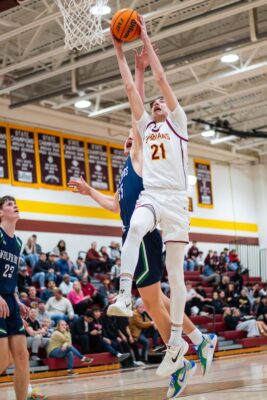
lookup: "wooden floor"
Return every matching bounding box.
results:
[1,352,267,399]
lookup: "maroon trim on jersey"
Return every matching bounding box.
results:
[180,139,187,190]
[166,119,188,142]
[164,240,189,244]
[146,121,155,130]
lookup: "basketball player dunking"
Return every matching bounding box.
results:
[69,46,217,397]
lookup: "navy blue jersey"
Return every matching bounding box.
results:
[0,227,22,295]
[118,157,144,228]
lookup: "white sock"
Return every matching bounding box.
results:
[119,276,132,296]
[188,328,203,346]
[168,327,182,346]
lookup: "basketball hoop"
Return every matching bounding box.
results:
[55,0,109,51]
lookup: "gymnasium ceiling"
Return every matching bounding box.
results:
[1,0,267,162]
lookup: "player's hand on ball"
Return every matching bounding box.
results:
[136,15,149,41]
[0,296,10,318]
[68,175,91,195]
[18,302,29,319]
[110,27,122,51]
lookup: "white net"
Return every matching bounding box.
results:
[55,0,108,51]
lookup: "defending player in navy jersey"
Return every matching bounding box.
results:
[0,195,29,400]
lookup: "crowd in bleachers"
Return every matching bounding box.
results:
[16,235,267,373]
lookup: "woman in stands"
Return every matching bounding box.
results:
[47,320,92,374]
[67,281,91,316]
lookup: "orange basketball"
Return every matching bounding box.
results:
[111,8,141,42]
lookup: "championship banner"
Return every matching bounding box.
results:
[10,127,38,185]
[110,146,127,192]
[63,138,86,183]
[37,132,63,187]
[87,142,111,191]
[194,159,213,208]
[0,126,9,182]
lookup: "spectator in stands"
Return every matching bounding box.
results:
[200,258,220,286]
[52,240,66,257]
[196,251,204,272]
[67,281,91,316]
[71,310,94,354]
[45,288,77,325]
[36,301,51,325]
[17,265,32,293]
[59,274,74,296]
[110,257,121,290]
[256,296,267,318]
[225,282,240,308]
[22,235,40,268]
[218,290,229,309]
[25,308,50,361]
[99,246,112,271]
[40,317,54,338]
[71,256,88,281]
[228,249,241,271]
[185,281,206,316]
[259,283,267,297]
[129,299,156,363]
[219,275,230,292]
[231,269,244,292]
[238,288,251,315]
[185,241,200,271]
[89,307,130,363]
[97,278,113,308]
[47,320,92,374]
[85,242,106,274]
[80,276,105,308]
[223,307,259,337]
[47,252,60,283]
[211,291,225,314]
[31,252,53,290]
[109,241,121,263]
[41,280,56,303]
[25,286,41,308]
[218,251,229,273]
[56,252,77,282]
[19,292,29,305]
[257,311,267,337]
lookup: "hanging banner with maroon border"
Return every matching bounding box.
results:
[37,132,63,187]
[87,142,111,191]
[194,159,213,208]
[63,138,86,183]
[110,146,127,192]
[10,127,37,185]
[0,126,9,182]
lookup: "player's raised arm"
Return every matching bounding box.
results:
[68,176,120,213]
[138,17,178,112]
[111,31,144,121]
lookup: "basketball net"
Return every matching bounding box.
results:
[55,0,108,51]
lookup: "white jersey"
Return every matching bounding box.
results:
[137,104,188,191]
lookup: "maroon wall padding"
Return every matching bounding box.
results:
[0,0,20,13]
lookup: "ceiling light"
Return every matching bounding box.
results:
[201,129,215,137]
[90,5,111,16]
[221,54,239,63]
[211,135,237,145]
[188,175,197,186]
[74,99,91,109]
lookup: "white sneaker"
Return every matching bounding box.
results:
[107,291,133,317]
[156,339,189,377]
[197,333,217,375]
[167,360,197,399]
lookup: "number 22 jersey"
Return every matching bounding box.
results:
[136,104,188,192]
[0,227,22,295]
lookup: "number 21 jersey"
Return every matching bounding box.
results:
[137,104,188,192]
[0,227,22,295]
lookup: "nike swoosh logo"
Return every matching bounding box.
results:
[179,368,187,383]
[126,303,131,308]
[171,348,181,363]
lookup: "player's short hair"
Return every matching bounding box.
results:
[0,195,16,222]
[149,96,164,109]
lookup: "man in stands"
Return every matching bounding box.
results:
[85,242,106,274]
[45,288,77,325]
[71,310,94,354]
[41,280,56,303]
[25,308,50,361]
[17,264,32,293]
[25,286,42,309]
[186,241,200,271]
[59,274,73,296]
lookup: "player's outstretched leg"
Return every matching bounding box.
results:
[167,359,197,399]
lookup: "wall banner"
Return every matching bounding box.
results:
[38,132,63,187]
[0,126,9,181]
[110,146,127,192]
[194,159,213,208]
[63,138,86,183]
[87,142,110,191]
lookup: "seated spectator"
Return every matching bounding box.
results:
[81,276,106,309]
[257,311,267,337]
[90,307,130,363]
[32,252,53,290]
[256,296,267,318]
[238,288,251,315]
[47,252,61,284]
[47,320,92,374]
[45,288,77,325]
[223,307,259,338]
[59,274,74,296]
[225,282,240,308]
[25,308,50,361]
[40,317,54,338]
[36,301,51,325]
[185,281,207,316]
[97,278,113,308]
[22,235,40,268]
[19,292,29,305]
[218,290,229,309]
[228,249,241,271]
[201,259,220,286]
[185,241,200,271]
[99,246,112,271]
[71,256,88,280]
[17,264,32,293]
[71,311,94,354]
[231,269,244,292]
[211,291,225,314]
[41,280,56,303]
[259,283,267,297]
[109,241,121,263]
[67,281,91,316]
[110,257,121,290]
[196,251,204,272]
[218,251,228,273]
[129,299,155,363]
[24,286,41,308]
[219,275,230,292]
[53,240,66,257]
[85,242,106,274]
[56,252,77,282]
